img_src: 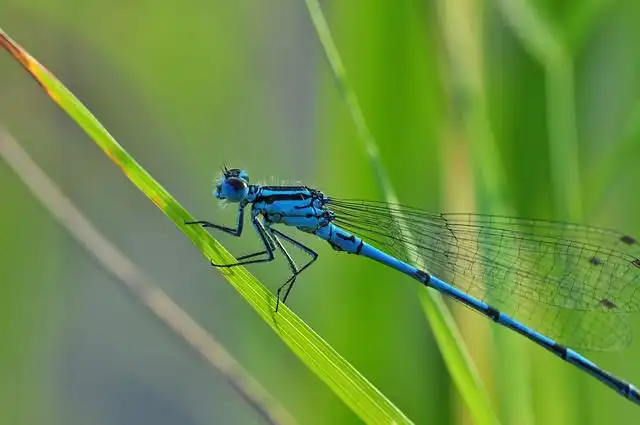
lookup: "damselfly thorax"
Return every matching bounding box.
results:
[248,185,335,233]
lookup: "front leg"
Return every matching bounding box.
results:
[187,205,275,264]
[185,204,245,236]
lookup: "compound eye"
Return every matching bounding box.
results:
[222,177,248,201]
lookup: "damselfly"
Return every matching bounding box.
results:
[187,167,640,406]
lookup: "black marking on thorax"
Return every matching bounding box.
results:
[261,186,310,192]
[255,187,312,204]
[336,232,356,242]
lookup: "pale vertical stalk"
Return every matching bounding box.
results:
[304,1,500,424]
[435,1,534,424]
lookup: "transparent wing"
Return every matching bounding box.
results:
[328,198,640,350]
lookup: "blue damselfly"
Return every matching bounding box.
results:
[187,167,640,406]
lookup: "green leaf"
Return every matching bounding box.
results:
[0,27,412,425]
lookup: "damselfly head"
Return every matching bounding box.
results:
[221,167,249,182]
[214,167,250,202]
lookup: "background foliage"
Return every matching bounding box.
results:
[1,1,640,424]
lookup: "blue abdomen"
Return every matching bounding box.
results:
[315,223,423,280]
[315,223,363,252]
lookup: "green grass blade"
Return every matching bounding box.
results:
[0,28,412,425]
[496,0,582,219]
[303,2,500,424]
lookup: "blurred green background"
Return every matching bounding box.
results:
[1,0,640,424]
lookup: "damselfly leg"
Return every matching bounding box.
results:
[267,227,318,310]
[187,216,276,267]
[186,211,318,310]
[185,204,246,235]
